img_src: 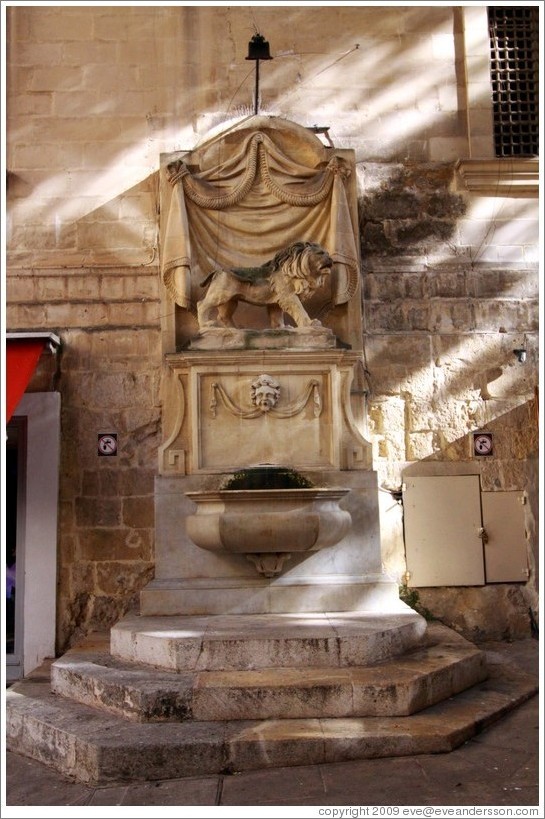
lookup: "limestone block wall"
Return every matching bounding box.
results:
[6,3,490,272]
[8,266,162,649]
[5,4,539,647]
[359,161,538,638]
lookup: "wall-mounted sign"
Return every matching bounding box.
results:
[98,433,118,456]
[473,432,493,457]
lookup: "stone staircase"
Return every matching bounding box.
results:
[5,613,538,785]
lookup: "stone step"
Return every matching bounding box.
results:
[51,627,487,722]
[110,610,427,671]
[6,651,537,785]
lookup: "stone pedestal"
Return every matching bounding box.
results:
[142,344,405,617]
[188,326,337,351]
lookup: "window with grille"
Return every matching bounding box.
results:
[488,6,539,157]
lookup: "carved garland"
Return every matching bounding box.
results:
[166,132,350,209]
[210,378,322,419]
[167,135,261,209]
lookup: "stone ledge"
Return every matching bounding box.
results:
[187,326,337,351]
[139,577,406,617]
[50,634,487,722]
[455,159,539,196]
[109,611,427,671]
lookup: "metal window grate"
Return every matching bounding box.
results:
[488,6,539,157]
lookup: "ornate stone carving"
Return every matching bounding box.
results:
[161,119,360,327]
[209,377,321,419]
[196,242,333,331]
[251,374,280,412]
[185,486,352,578]
[246,553,292,578]
[158,371,187,474]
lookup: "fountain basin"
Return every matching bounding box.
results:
[185,488,352,577]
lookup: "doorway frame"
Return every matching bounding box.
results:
[7,392,61,679]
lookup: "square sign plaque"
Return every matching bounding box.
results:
[97,433,118,456]
[473,432,493,457]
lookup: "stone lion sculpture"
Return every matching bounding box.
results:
[196,241,333,331]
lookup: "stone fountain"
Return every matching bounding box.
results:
[140,117,405,621]
[7,116,536,785]
[186,465,352,578]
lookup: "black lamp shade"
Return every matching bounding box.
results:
[246,34,272,61]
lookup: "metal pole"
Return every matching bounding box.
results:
[254,59,260,115]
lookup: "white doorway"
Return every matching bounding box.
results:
[5,392,60,680]
[6,418,25,681]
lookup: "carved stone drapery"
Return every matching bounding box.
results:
[209,377,321,419]
[161,118,359,317]
[166,134,349,210]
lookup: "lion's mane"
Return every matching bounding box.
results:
[270,242,330,297]
[213,241,330,299]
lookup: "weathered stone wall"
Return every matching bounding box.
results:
[358,160,538,639]
[5,3,479,271]
[8,266,161,649]
[5,5,539,647]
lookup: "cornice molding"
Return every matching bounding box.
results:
[455,158,539,196]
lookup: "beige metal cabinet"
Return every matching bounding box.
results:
[403,476,485,587]
[481,491,529,582]
[402,476,529,587]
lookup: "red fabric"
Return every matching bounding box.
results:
[6,339,46,422]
